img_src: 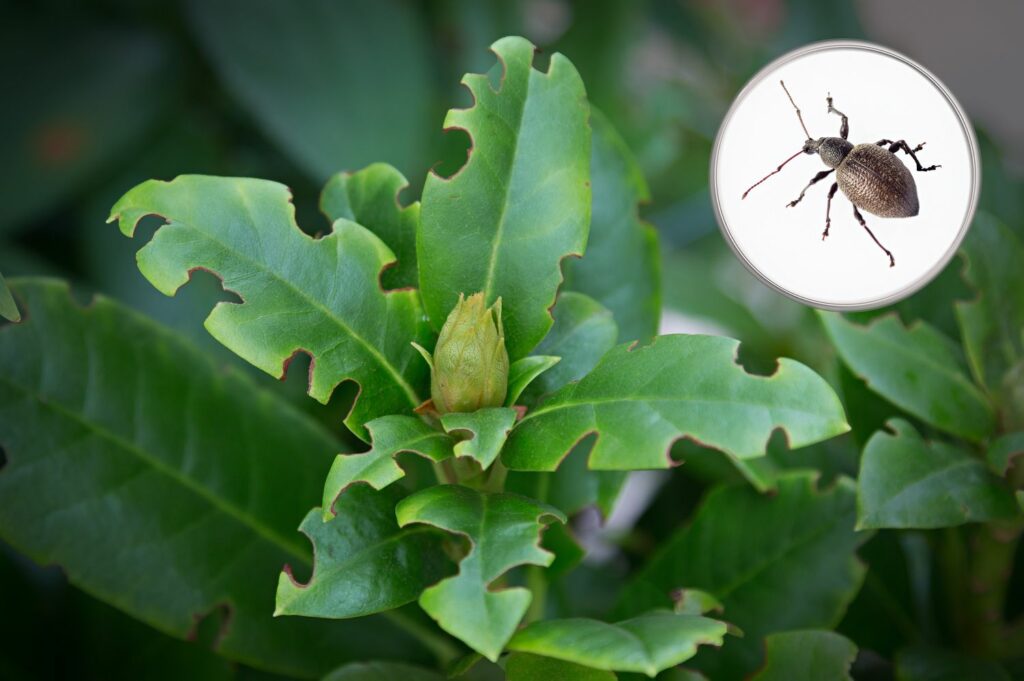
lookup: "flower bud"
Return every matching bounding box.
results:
[415,293,509,414]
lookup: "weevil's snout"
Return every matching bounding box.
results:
[802,138,823,154]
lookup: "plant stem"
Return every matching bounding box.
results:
[382,609,461,666]
[525,564,548,624]
[484,459,508,493]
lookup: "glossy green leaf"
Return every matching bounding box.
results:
[503,335,849,471]
[0,21,175,230]
[617,473,867,679]
[564,108,659,342]
[987,431,1024,476]
[857,419,1017,529]
[0,273,19,321]
[441,407,518,469]
[276,486,452,620]
[820,312,994,442]
[895,648,1011,681]
[508,611,727,677]
[186,0,432,181]
[320,163,420,290]
[505,653,616,681]
[506,356,561,407]
[0,280,428,677]
[418,36,591,360]
[751,630,857,681]
[522,292,618,403]
[396,485,566,661]
[109,175,430,440]
[321,416,455,520]
[323,661,444,681]
[954,213,1024,393]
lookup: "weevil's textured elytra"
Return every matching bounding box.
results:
[742,80,941,267]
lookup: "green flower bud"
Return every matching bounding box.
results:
[414,292,509,414]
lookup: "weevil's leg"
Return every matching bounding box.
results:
[823,182,839,239]
[827,93,849,139]
[887,139,940,171]
[787,169,835,208]
[853,204,895,267]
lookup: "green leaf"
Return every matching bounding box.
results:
[987,431,1024,476]
[617,473,867,679]
[0,273,19,321]
[276,485,452,619]
[441,407,519,469]
[895,648,1011,681]
[321,163,420,290]
[186,0,433,181]
[396,485,566,660]
[503,335,849,471]
[507,611,728,677]
[820,312,994,442]
[418,36,591,360]
[857,419,1018,529]
[0,280,429,677]
[321,415,455,520]
[564,108,660,342]
[522,292,618,403]
[672,589,723,616]
[506,356,561,407]
[954,213,1024,393]
[323,661,444,681]
[750,630,857,681]
[109,175,430,440]
[505,653,616,680]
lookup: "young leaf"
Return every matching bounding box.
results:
[276,486,452,619]
[440,407,518,469]
[321,163,420,290]
[895,648,1011,681]
[0,280,428,677]
[857,419,1018,529]
[506,355,561,406]
[820,312,994,442]
[0,272,19,321]
[321,415,455,520]
[507,612,728,677]
[503,335,849,471]
[323,661,444,681]
[186,0,433,181]
[954,213,1024,393]
[505,653,615,680]
[396,485,566,661]
[750,630,857,681]
[418,36,591,360]
[564,108,660,342]
[617,473,867,679]
[109,175,430,440]
[521,291,618,403]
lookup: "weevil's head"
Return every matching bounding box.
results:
[809,136,854,168]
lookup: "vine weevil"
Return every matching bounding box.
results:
[742,81,940,267]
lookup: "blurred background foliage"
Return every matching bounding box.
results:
[3,0,1023,679]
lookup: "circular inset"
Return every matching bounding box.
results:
[711,40,979,310]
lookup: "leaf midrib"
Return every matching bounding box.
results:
[867,456,983,519]
[521,394,836,423]
[480,66,532,302]
[0,373,311,566]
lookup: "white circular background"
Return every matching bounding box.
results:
[711,41,979,309]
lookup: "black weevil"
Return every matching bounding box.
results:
[742,81,940,267]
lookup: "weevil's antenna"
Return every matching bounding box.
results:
[742,149,804,199]
[780,80,811,140]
